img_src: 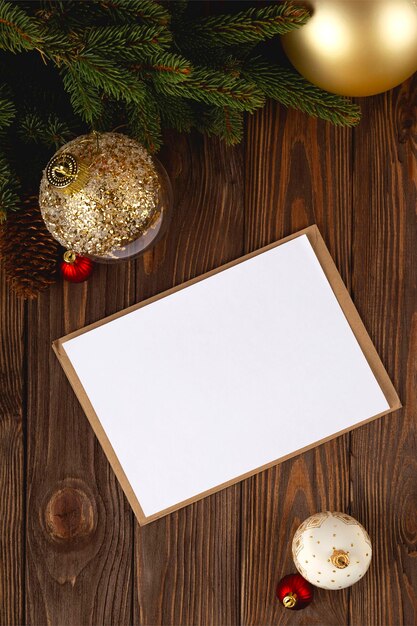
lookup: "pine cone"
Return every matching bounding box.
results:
[0,195,60,299]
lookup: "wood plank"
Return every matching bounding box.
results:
[349,76,417,626]
[0,266,24,626]
[25,263,136,623]
[134,132,244,625]
[241,101,353,625]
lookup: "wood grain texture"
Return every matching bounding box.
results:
[241,101,353,626]
[349,76,417,626]
[25,265,136,625]
[134,132,244,625]
[0,265,24,626]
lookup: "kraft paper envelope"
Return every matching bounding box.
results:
[53,225,401,525]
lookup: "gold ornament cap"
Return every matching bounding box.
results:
[46,153,78,187]
[331,549,350,569]
[63,250,77,264]
[283,592,297,609]
[46,152,90,194]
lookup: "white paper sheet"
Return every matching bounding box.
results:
[62,235,390,517]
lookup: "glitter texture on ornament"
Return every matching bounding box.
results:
[39,132,163,257]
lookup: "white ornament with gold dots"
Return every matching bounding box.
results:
[292,511,372,590]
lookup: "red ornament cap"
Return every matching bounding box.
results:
[60,250,94,283]
[276,573,313,610]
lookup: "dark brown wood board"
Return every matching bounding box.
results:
[25,263,136,625]
[0,46,416,626]
[349,80,417,626]
[0,266,24,626]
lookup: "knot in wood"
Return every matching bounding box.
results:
[45,486,95,542]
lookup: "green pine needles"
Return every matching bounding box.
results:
[0,0,361,221]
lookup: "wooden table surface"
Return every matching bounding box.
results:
[1,73,416,626]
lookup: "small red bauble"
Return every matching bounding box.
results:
[276,573,313,610]
[60,250,94,283]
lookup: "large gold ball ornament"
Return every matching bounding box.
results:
[282,0,417,97]
[39,132,172,262]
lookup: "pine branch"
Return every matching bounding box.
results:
[157,94,196,133]
[155,67,265,113]
[42,114,73,148]
[127,88,162,152]
[200,106,244,145]
[61,68,104,124]
[99,0,171,27]
[17,112,44,142]
[178,41,253,74]
[0,0,43,53]
[34,1,100,34]
[37,25,71,56]
[0,151,20,220]
[0,84,15,130]
[68,54,146,105]
[133,51,192,85]
[82,24,172,61]
[0,185,19,221]
[243,59,361,127]
[184,2,310,46]
[35,0,170,31]
[17,112,71,147]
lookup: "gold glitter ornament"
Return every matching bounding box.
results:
[39,132,172,261]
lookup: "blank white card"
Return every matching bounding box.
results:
[58,231,397,523]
